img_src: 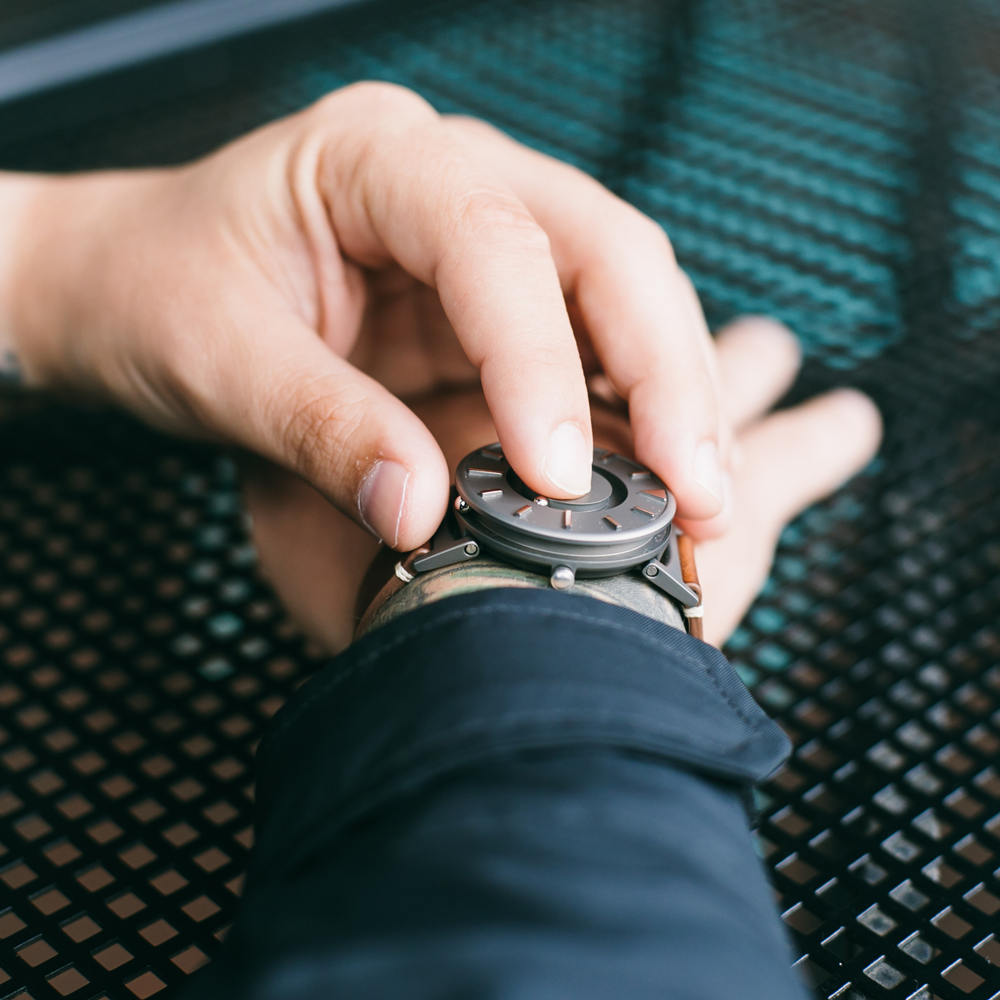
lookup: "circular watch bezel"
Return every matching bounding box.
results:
[453,445,677,577]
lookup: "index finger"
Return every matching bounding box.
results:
[446,116,728,523]
[305,83,594,499]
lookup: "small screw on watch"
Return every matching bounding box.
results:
[357,443,703,639]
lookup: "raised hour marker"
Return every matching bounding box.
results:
[639,488,667,501]
[479,489,503,498]
[630,470,652,480]
[563,510,572,529]
[468,467,503,477]
[514,505,532,518]
[603,515,622,531]
[480,448,502,460]
[632,505,656,518]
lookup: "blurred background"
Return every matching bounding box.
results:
[1,1,1000,998]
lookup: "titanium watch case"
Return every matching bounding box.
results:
[406,443,700,609]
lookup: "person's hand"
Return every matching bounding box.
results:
[1,81,730,553]
[242,318,882,651]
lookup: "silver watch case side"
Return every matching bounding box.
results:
[406,444,699,608]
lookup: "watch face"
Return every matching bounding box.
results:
[453,444,677,576]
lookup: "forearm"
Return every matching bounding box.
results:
[0,168,105,392]
[0,167,176,398]
[0,171,47,384]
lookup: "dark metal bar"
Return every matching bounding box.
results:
[0,0,369,105]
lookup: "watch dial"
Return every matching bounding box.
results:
[453,444,677,575]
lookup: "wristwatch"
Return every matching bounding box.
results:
[356,443,704,639]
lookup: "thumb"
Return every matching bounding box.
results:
[190,319,450,550]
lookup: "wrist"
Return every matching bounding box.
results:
[359,556,686,640]
[4,169,167,394]
[0,172,49,385]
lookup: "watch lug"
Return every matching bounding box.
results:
[411,515,480,573]
[640,532,700,608]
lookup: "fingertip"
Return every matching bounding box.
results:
[359,460,412,548]
[628,374,722,522]
[675,471,734,541]
[674,516,727,542]
[825,387,883,455]
[541,420,593,498]
[500,416,593,501]
[391,446,451,551]
[663,437,726,522]
[693,439,724,502]
[802,388,883,483]
[717,314,802,365]
[713,316,802,428]
[638,463,726,523]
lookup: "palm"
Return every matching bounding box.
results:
[345,269,477,398]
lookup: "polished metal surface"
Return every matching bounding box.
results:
[454,445,677,577]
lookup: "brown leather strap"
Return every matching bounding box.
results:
[354,546,430,641]
[677,532,704,641]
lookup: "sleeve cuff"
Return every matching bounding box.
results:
[253,587,789,869]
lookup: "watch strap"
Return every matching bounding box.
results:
[676,533,704,641]
[355,543,700,642]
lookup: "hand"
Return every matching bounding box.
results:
[242,318,882,651]
[2,82,729,553]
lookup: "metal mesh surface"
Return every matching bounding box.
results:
[2,0,1000,997]
[0,403,325,1000]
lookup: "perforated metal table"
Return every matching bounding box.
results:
[3,1,1000,998]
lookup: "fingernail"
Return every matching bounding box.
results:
[692,440,723,503]
[543,422,592,497]
[359,460,410,547]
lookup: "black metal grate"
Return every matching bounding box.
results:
[3,0,1000,997]
[752,411,1000,999]
[0,404,324,999]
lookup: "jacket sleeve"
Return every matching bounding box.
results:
[182,587,808,1000]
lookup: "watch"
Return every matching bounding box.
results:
[356,443,703,639]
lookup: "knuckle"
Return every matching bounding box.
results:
[631,211,675,265]
[453,189,550,255]
[311,81,435,125]
[494,344,572,385]
[590,202,676,273]
[443,114,508,149]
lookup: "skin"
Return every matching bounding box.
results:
[243,319,883,652]
[0,81,734,556]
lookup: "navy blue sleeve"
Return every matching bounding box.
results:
[182,588,808,1000]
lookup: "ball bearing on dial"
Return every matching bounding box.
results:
[452,444,678,578]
